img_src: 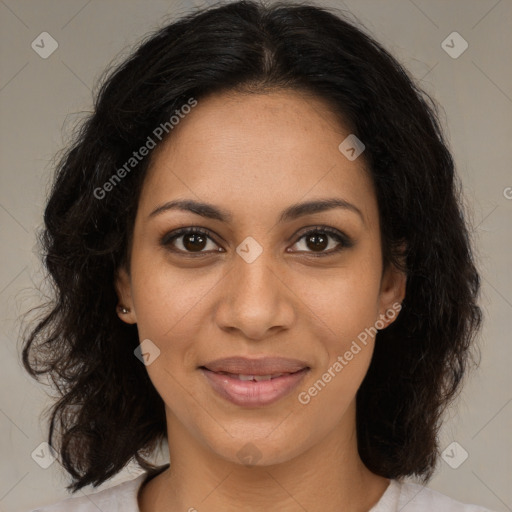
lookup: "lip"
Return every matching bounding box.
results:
[199,357,310,407]
[201,356,309,375]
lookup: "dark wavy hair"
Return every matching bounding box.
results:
[21,0,482,493]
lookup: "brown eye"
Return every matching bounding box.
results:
[290,227,353,256]
[182,232,207,251]
[304,232,329,251]
[161,228,222,254]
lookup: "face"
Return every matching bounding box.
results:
[116,89,406,467]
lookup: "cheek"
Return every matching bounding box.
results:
[293,263,382,349]
[295,273,380,426]
[299,278,378,397]
[129,248,220,341]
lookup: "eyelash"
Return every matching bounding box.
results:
[160,226,354,258]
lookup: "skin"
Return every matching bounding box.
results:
[115,89,407,512]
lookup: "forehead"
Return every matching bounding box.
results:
[139,90,377,227]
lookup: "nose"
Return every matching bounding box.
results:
[214,250,295,341]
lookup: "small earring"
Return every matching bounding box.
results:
[118,305,130,314]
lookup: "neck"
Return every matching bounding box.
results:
[138,402,390,512]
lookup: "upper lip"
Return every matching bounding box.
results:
[200,357,309,375]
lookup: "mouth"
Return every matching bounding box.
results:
[202,371,294,381]
[199,357,310,407]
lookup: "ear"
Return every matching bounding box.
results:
[114,266,137,324]
[377,256,407,330]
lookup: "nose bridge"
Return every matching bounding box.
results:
[215,241,294,339]
[231,244,280,308]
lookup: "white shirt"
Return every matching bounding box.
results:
[30,465,496,512]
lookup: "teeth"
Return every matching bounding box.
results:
[234,373,285,381]
[210,370,292,381]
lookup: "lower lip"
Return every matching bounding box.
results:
[200,368,309,407]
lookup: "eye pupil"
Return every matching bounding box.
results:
[165,228,346,256]
[306,233,328,251]
[184,233,207,251]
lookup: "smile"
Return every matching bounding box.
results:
[199,360,310,407]
[214,372,289,381]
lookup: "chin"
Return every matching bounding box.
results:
[204,424,317,469]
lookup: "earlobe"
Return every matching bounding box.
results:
[114,266,137,324]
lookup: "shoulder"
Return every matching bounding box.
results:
[397,480,496,512]
[27,473,146,512]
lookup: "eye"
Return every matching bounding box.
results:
[160,227,222,254]
[160,226,353,257]
[289,226,353,256]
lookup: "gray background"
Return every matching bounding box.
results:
[1,0,511,511]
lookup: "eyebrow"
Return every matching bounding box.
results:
[149,198,365,225]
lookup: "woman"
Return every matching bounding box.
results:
[23,1,493,511]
